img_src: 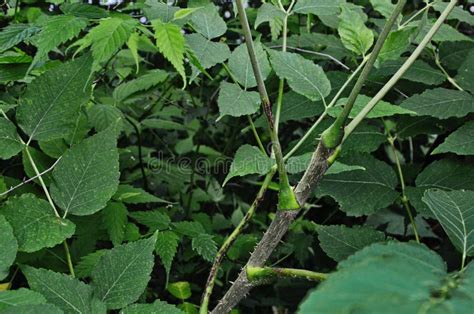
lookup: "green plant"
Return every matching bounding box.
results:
[0,0,473,313]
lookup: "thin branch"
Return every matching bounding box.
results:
[271,45,350,70]
[246,266,328,283]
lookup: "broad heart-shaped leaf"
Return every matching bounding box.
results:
[316,224,385,262]
[0,194,75,252]
[433,121,474,156]
[299,242,474,313]
[400,88,474,119]
[0,24,39,53]
[155,231,180,282]
[267,49,331,101]
[0,289,46,311]
[0,117,23,160]
[113,69,168,102]
[217,82,261,118]
[73,17,137,67]
[121,300,184,314]
[0,215,17,280]
[223,145,273,185]
[406,159,474,218]
[293,0,343,16]
[152,20,186,87]
[337,6,374,56]
[328,95,414,118]
[16,54,93,141]
[423,189,474,260]
[22,266,96,314]
[185,33,230,69]
[228,42,271,89]
[316,154,399,216]
[29,15,87,70]
[455,50,474,93]
[190,3,226,40]
[102,202,128,246]
[91,234,157,309]
[50,128,120,216]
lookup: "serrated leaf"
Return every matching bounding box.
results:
[120,300,184,314]
[439,41,474,70]
[432,121,474,156]
[0,194,75,252]
[155,231,180,281]
[87,104,123,132]
[268,49,331,101]
[400,88,474,119]
[60,2,108,19]
[0,24,40,53]
[455,50,474,93]
[338,7,374,56]
[102,202,128,246]
[167,281,191,300]
[143,1,179,22]
[113,185,169,204]
[415,20,472,43]
[113,69,168,102]
[376,28,415,66]
[328,94,414,118]
[217,82,261,118]
[372,59,446,85]
[223,145,273,185]
[317,154,399,216]
[0,289,46,311]
[190,4,226,40]
[22,266,95,314]
[293,0,343,16]
[0,117,23,160]
[423,189,474,260]
[228,42,271,89]
[0,215,17,280]
[185,33,230,69]
[76,250,107,279]
[129,210,171,230]
[16,54,93,141]
[50,128,120,216]
[91,234,157,309]
[255,3,285,36]
[406,159,474,218]
[433,2,474,25]
[30,15,87,70]
[152,20,186,87]
[192,233,217,262]
[38,139,68,159]
[316,224,385,262]
[1,303,63,314]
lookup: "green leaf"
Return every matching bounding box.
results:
[415,20,472,43]
[192,233,217,262]
[0,117,23,160]
[190,4,227,40]
[155,231,180,281]
[174,7,201,20]
[30,15,87,70]
[0,24,39,53]
[60,2,108,19]
[316,154,399,216]
[113,69,168,102]
[328,94,415,118]
[423,189,474,260]
[22,266,95,314]
[337,7,374,56]
[372,59,446,85]
[299,242,461,313]
[0,289,46,311]
[293,0,343,16]
[0,215,17,280]
[121,300,184,314]
[400,88,474,119]
[223,145,273,185]
[432,2,474,25]
[369,0,397,19]
[439,41,474,70]
[185,33,230,69]
[1,303,63,314]
[376,28,415,66]
[286,153,364,175]
[316,224,385,262]
[22,147,55,186]
[87,104,123,133]
[102,202,128,246]
[143,1,179,22]
[217,82,261,118]
[277,91,324,123]
[76,250,107,279]
[91,234,157,309]
[267,49,331,101]
[16,54,93,141]
[455,50,474,93]
[228,42,271,89]
[152,20,186,87]
[38,139,68,159]
[432,121,474,156]
[0,194,75,252]
[74,17,137,67]
[167,281,191,300]
[406,159,474,218]
[50,128,120,216]
[255,3,285,40]
[113,185,169,204]
[129,210,171,230]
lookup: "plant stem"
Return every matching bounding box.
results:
[200,168,276,314]
[63,241,76,278]
[321,0,407,149]
[387,135,420,243]
[247,116,267,155]
[246,266,328,283]
[275,8,289,135]
[344,0,458,141]
[434,50,464,91]
[235,0,298,210]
